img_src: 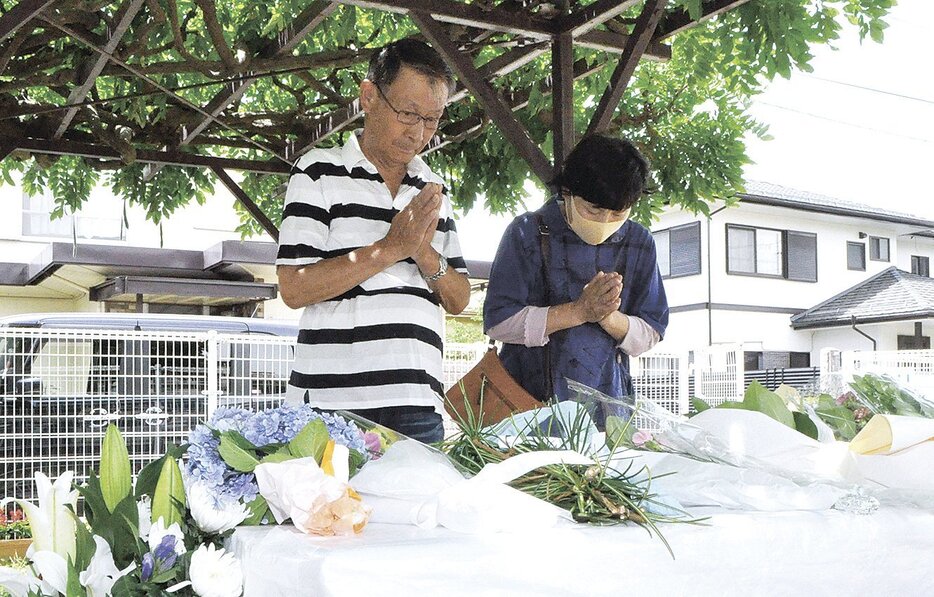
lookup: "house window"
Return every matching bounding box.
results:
[911,255,930,277]
[654,222,701,278]
[726,225,816,281]
[847,242,866,271]
[869,236,890,262]
[22,193,73,237]
[22,191,125,240]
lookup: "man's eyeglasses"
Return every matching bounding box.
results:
[375,85,443,130]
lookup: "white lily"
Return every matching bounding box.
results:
[137,496,153,540]
[189,543,243,597]
[11,471,77,561]
[186,482,249,534]
[0,565,41,597]
[148,517,186,556]
[29,548,68,595]
[79,536,134,597]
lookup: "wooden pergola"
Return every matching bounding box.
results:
[0,0,751,241]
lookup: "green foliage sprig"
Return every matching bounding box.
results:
[441,394,699,558]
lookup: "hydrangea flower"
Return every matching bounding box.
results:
[185,404,368,508]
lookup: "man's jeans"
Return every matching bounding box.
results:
[347,405,444,444]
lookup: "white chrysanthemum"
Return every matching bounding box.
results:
[187,482,249,534]
[189,544,243,597]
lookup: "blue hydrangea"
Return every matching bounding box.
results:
[185,404,367,506]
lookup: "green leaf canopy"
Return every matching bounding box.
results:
[0,0,895,235]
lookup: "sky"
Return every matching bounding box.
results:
[455,1,934,262]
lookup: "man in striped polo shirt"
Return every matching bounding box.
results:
[276,39,471,443]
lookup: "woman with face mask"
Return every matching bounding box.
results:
[483,134,669,406]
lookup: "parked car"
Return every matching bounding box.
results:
[0,312,299,500]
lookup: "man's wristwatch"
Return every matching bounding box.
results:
[422,254,448,283]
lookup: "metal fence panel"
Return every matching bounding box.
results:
[215,333,296,412]
[1,329,700,504]
[841,349,934,399]
[630,351,689,429]
[442,342,486,392]
[1,328,211,504]
[692,344,744,407]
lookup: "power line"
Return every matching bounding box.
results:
[802,75,934,106]
[754,101,933,145]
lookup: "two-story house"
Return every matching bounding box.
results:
[652,181,934,369]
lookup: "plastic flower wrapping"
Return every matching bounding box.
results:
[437,386,703,557]
[565,376,934,514]
[0,404,398,597]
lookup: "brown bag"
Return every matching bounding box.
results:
[445,347,542,426]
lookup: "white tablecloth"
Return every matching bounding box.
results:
[229,507,934,596]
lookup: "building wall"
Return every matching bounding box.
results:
[0,175,297,320]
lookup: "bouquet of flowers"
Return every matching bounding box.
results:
[440,386,696,557]
[812,373,934,441]
[0,404,385,597]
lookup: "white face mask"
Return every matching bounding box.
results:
[565,196,629,245]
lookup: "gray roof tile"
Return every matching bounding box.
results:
[790,266,934,329]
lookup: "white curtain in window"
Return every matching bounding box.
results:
[756,229,782,275]
[728,227,755,273]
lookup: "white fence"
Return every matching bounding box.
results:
[691,344,745,407]
[833,348,934,399]
[630,350,691,428]
[1,329,741,504]
[0,328,297,503]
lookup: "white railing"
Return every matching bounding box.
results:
[0,330,496,502]
[837,348,934,399]
[692,344,744,407]
[442,342,487,392]
[630,350,690,429]
[0,328,301,503]
[1,328,726,504]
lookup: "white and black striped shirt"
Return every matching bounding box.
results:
[277,131,468,413]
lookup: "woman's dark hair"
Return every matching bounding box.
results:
[367,38,455,94]
[551,135,650,211]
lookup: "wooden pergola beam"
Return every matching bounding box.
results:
[0,0,55,43]
[211,166,280,242]
[54,0,147,139]
[11,137,291,174]
[586,0,667,136]
[426,56,605,155]
[412,10,553,183]
[334,0,556,37]
[554,0,641,37]
[551,31,574,164]
[144,1,337,179]
[180,1,336,147]
[40,16,291,166]
[577,30,670,60]
[292,42,548,157]
[655,0,752,41]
